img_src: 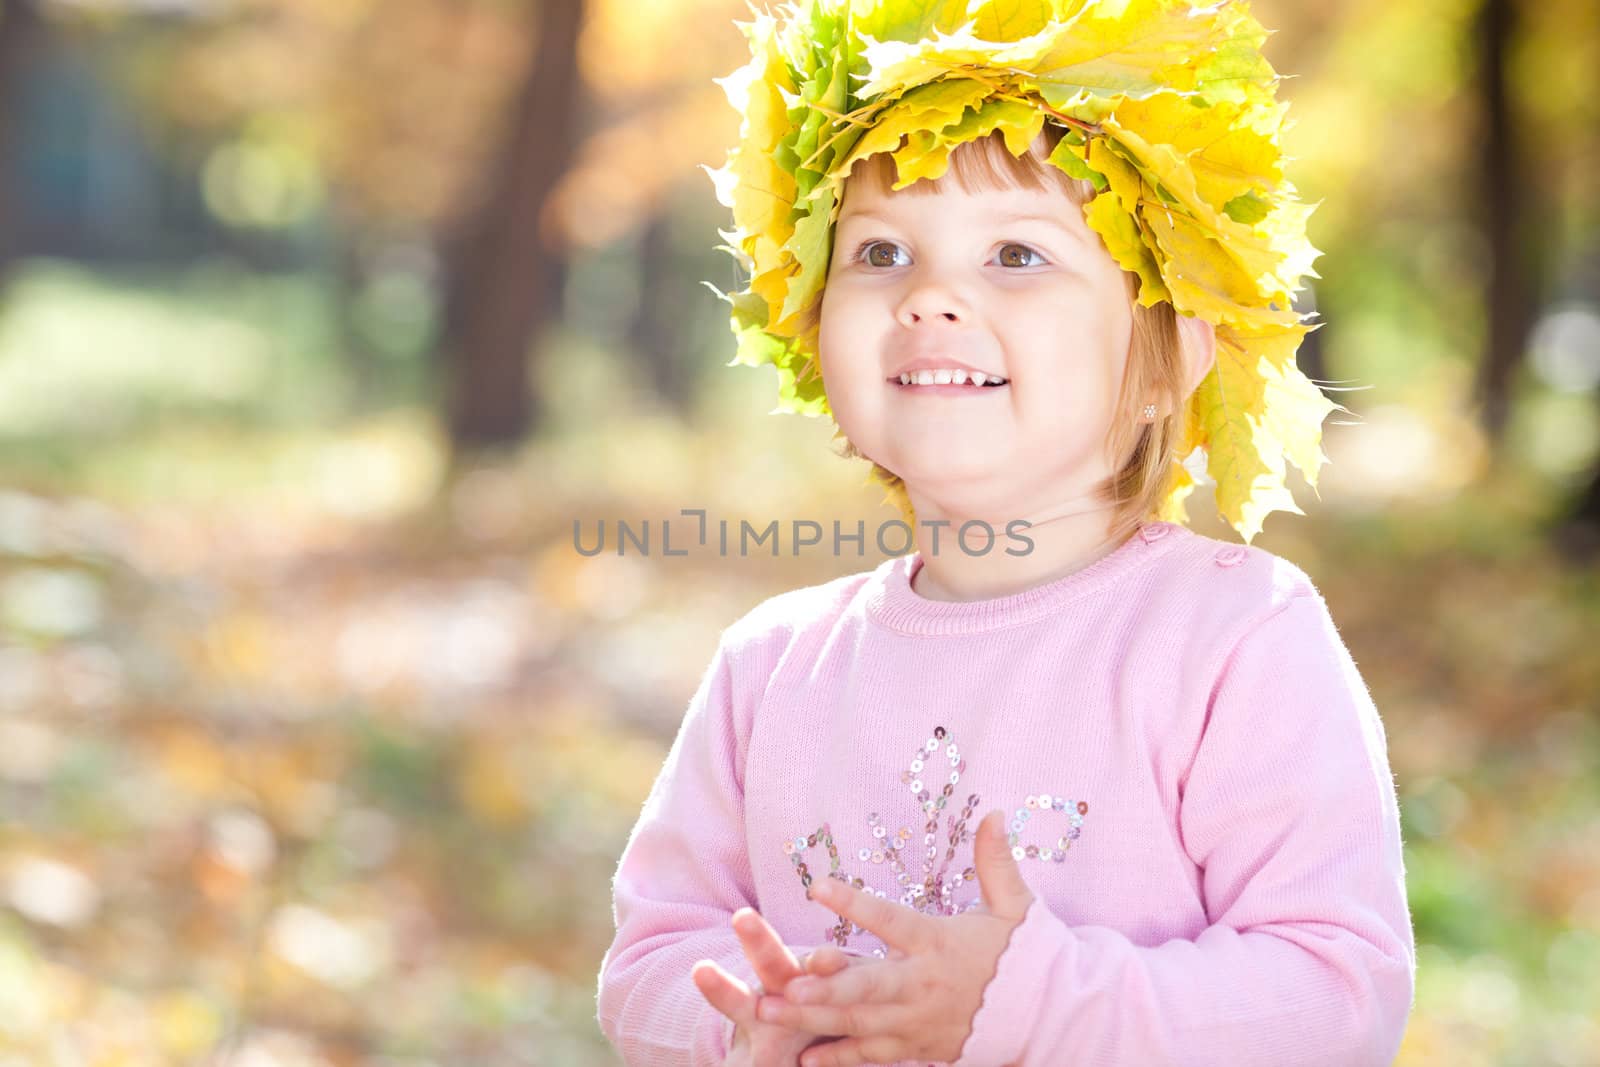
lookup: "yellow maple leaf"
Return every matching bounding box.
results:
[972,0,1057,42]
[827,77,994,181]
[1083,186,1169,305]
[1193,329,1301,544]
[1029,0,1235,97]
[1141,205,1271,324]
[1112,92,1285,211]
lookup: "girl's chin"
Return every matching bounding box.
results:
[883,459,1008,488]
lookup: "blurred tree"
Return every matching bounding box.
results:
[1469,0,1539,444]
[628,208,693,413]
[1528,0,1600,558]
[1555,250,1600,562]
[0,0,46,294]
[437,0,584,450]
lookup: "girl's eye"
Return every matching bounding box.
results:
[996,243,1046,268]
[853,240,907,268]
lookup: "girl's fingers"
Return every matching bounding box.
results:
[732,907,805,989]
[690,958,757,1029]
[806,878,928,957]
[804,945,853,976]
[759,994,911,1042]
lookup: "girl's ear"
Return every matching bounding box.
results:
[1177,312,1217,396]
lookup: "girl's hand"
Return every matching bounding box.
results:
[753,810,1036,1067]
[692,905,871,1064]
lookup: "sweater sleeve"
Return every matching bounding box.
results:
[953,592,1417,1067]
[596,631,849,1066]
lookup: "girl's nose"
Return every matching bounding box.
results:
[895,286,968,327]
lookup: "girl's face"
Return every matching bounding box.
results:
[817,162,1135,518]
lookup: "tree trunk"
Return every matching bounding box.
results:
[628,208,692,414]
[437,0,584,451]
[1469,0,1537,444]
[1553,247,1600,563]
[1558,463,1600,561]
[0,0,45,296]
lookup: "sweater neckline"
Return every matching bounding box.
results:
[865,520,1188,635]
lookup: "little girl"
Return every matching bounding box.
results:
[597,2,1416,1065]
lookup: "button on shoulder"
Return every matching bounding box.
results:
[1213,544,1248,568]
[1138,521,1171,544]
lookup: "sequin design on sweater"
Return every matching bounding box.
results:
[780,724,1089,956]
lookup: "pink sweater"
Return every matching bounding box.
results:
[595,520,1415,1066]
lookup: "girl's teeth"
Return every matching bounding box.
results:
[895,370,1010,387]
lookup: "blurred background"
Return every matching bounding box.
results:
[0,0,1595,1063]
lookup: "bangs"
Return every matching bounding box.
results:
[847,123,1095,206]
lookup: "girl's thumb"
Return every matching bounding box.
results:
[977,809,1033,920]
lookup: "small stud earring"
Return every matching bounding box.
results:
[1141,403,1157,419]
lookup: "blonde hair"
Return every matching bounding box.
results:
[800,123,1193,549]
